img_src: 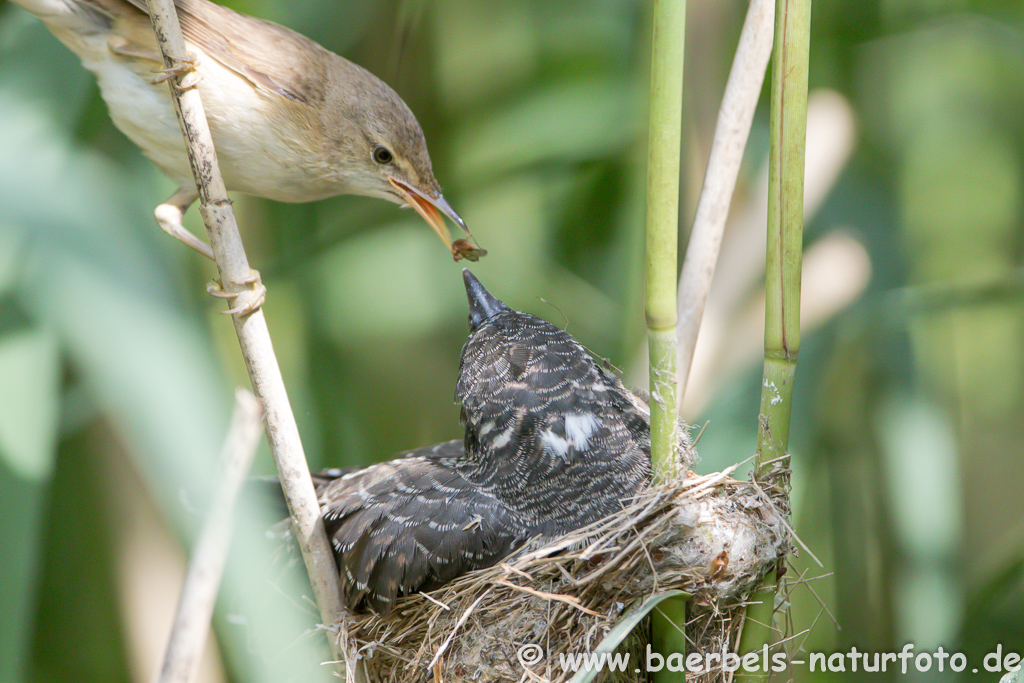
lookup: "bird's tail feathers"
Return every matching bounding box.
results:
[6,0,127,64]
[7,0,111,26]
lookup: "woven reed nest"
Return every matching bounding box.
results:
[331,465,790,683]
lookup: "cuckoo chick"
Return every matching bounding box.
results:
[314,271,690,613]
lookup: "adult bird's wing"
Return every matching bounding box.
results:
[316,443,526,613]
[114,0,334,104]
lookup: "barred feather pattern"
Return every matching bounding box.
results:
[455,303,655,535]
[317,441,526,614]
[316,272,688,613]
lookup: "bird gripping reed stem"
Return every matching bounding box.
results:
[143,0,346,664]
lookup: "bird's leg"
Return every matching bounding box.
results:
[154,188,214,259]
[108,34,202,88]
[150,52,202,89]
[207,270,267,317]
[157,189,265,315]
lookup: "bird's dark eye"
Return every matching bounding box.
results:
[372,145,394,164]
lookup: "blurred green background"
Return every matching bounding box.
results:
[0,0,1021,681]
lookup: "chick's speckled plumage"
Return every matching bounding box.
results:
[454,274,655,535]
[316,272,689,613]
[318,440,523,615]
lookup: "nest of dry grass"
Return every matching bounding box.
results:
[332,465,790,683]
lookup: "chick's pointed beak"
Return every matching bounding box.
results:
[388,177,487,262]
[463,269,508,330]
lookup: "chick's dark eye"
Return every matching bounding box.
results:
[372,145,394,164]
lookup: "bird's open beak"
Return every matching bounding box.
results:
[388,176,486,262]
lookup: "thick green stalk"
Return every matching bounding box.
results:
[756,0,810,474]
[645,0,687,679]
[739,0,810,676]
[735,576,779,680]
[652,600,689,681]
[646,0,685,482]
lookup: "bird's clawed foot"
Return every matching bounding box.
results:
[151,52,202,89]
[207,269,266,316]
